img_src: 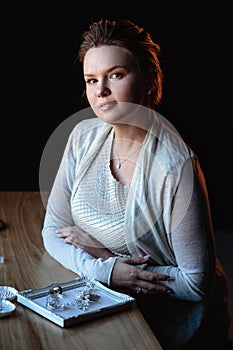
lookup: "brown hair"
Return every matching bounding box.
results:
[78,19,163,107]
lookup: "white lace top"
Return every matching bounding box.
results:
[71,133,131,257]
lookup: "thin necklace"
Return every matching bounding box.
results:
[114,141,144,169]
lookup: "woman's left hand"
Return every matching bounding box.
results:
[110,256,173,296]
[56,226,114,259]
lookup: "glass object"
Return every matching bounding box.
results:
[46,286,64,310]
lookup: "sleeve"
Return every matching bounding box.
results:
[41,125,117,286]
[142,155,217,302]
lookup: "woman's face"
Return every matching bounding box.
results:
[83,45,149,124]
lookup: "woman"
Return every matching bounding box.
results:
[41,19,231,349]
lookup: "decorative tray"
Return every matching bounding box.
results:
[0,286,18,300]
[0,300,16,318]
[16,277,135,327]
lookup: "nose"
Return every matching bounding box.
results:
[97,80,111,97]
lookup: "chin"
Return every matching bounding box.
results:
[94,102,147,127]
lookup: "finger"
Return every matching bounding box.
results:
[121,255,150,265]
[136,286,173,295]
[56,227,74,235]
[64,237,75,245]
[152,274,173,281]
[135,268,171,283]
[57,233,67,238]
[130,277,172,295]
[147,282,173,294]
[118,257,172,282]
[56,228,68,234]
[56,229,68,238]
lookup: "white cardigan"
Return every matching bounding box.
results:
[42,111,229,349]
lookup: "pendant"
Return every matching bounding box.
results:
[116,163,121,169]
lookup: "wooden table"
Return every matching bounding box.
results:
[0,192,163,350]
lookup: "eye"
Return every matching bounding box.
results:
[85,78,97,85]
[111,72,124,79]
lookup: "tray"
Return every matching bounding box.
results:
[0,300,16,318]
[16,277,135,327]
[0,286,18,300]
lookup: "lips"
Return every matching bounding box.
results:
[99,101,116,110]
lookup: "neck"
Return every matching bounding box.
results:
[113,125,147,144]
[112,111,153,142]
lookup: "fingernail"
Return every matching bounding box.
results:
[143,255,150,260]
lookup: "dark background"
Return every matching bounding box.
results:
[1,1,232,230]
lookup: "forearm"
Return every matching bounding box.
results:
[77,245,115,260]
[142,264,209,301]
[56,226,116,260]
[42,225,117,285]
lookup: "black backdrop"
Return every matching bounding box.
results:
[1,1,232,230]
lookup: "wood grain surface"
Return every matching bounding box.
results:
[0,192,163,350]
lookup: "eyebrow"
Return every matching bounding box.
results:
[84,65,127,77]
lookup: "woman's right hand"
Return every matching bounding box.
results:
[111,255,173,296]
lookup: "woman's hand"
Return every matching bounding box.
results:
[111,256,173,296]
[56,226,114,259]
[56,226,173,296]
